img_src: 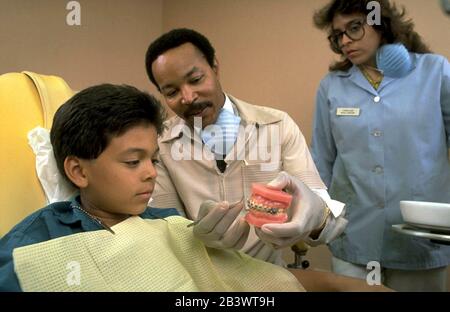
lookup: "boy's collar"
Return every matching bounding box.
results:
[55,196,99,231]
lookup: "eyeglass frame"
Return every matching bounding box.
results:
[327,19,367,52]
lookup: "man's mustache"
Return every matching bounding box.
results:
[184,102,213,118]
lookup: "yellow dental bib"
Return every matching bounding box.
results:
[13,216,304,292]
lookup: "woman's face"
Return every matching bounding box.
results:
[331,13,382,66]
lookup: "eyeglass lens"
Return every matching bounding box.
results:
[329,20,365,49]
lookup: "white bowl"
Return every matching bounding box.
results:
[400,201,450,232]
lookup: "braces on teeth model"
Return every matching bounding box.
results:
[245,183,293,228]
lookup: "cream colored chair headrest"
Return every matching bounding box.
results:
[0,71,74,236]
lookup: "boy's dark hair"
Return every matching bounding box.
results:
[145,28,216,89]
[50,84,166,186]
[313,0,431,72]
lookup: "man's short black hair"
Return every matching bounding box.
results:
[145,28,216,89]
[50,84,166,186]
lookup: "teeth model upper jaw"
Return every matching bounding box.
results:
[246,198,286,215]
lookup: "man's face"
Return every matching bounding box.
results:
[79,124,159,218]
[151,42,225,128]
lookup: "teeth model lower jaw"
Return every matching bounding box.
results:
[246,198,285,215]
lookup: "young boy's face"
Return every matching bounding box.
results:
[79,124,159,218]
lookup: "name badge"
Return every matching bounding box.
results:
[336,108,361,117]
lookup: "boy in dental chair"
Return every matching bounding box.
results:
[0,84,304,292]
[0,84,178,291]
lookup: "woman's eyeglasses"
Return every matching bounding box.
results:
[328,19,366,51]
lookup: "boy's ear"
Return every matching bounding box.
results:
[212,57,220,77]
[64,156,88,188]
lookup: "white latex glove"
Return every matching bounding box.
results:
[193,200,250,250]
[256,171,327,249]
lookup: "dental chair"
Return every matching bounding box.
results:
[0,71,74,237]
[0,73,392,291]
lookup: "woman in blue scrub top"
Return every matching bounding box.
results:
[311,0,450,291]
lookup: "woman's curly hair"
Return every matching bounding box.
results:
[313,0,431,72]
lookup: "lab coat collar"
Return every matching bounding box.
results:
[335,53,418,94]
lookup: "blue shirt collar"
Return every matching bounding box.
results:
[54,196,101,230]
[335,53,418,94]
[54,196,179,228]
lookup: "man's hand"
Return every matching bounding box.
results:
[193,200,250,250]
[256,172,328,249]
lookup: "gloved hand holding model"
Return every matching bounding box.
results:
[192,200,283,264]
[192,200,250,250]
[193,172,346,252]
[256,172,345,249]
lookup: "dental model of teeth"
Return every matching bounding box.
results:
[245,183,292,228]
